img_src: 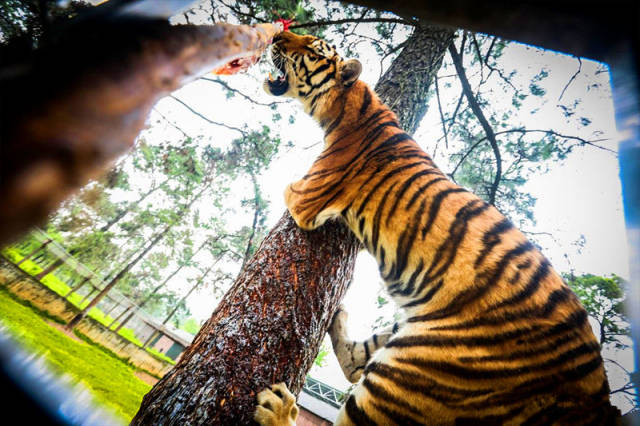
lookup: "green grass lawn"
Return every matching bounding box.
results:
[1,248,175,365]
[0,289,151,423]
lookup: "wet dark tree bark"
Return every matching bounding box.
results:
[132,23,454,426]
[132,213,360,425]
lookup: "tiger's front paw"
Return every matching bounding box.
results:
[254,383,299,426]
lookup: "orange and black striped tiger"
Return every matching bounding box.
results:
[254,31,620,425]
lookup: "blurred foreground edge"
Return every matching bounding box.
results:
[0,1,282,246]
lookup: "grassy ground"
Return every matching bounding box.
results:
[1,248,175,365]
[0,289,151,423]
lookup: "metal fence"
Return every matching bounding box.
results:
[303,376,345,408]
[4,228,193,358]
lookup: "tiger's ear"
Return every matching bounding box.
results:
[340,59,362,87]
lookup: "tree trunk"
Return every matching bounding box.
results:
[112,237,211,332]
[15,239,51,266]
[142,262,217,348]
[99,178,169,233]
[66,186,208,329]
[33,249,78,280]
[65,224,170,330]
[374,24,456,135]
[132,23,453,425]
[34,257,65,280]
[132,212,359,424]
[65,276,90,298]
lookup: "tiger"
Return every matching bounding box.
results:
[253,31,620,425]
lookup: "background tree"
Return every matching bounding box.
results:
[565,274,637,409]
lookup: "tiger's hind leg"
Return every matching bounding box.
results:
[329,305,401,383]
[254,383,299,426]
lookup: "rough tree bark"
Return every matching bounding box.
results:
[131,23,454,425]
[132,213,360,424]
[375,24,456,135]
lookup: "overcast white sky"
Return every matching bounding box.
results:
[133,9,633,410]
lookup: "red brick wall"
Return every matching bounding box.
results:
[297,408,332,426]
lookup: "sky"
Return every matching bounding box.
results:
[131,3,634,411]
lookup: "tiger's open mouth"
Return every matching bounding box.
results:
[266,49,289,96]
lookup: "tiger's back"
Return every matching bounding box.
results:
[256,31,619,425]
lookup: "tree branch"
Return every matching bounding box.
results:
[448,138,486,180]
[449,128,615,182]
[494,128,616,154]
[434,76,449,155]
[241,173,262,270]
[483,36,498,64]
[169,95,247,136]
[449,42,502,205]
[444,90,465,138]
[290,17,412,29]
[218,0,268,23]
[557,57,583,102]
[153,108,191,139]
[200,77,287,107]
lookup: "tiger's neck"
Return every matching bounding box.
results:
[313,82,399,147]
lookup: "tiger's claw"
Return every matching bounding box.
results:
[254,382,299,426]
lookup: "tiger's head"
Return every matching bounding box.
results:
[264,32,362,116]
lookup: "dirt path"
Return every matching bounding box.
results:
[46,320,84,343]
[135,371,159,386]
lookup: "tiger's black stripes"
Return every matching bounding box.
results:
[406,176,447,210]
[521,309,589,344]
[370,401,424,426]
[457,356,607,411]
[456,331,577,364]
[371,184,397,256]
[430,286,572,331]
[421,200,491,283]
[387,325,543,349]
[360,87,372,117]
[401,278,444,308]
[394,342,601,380]
[385,169,443,227]
[362,378,424,419]
[386,197,427,282]
[486,258,551,312]
[421,188,468,239]
[392,258,424,296]
[475,218,513,268]
[455,405,527,426]
[293,128,410,203]
[407,240,537,322]
[256,31,618,426]
[365,362,494,401]
[345,395,376,426]
[356,160,430,218]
